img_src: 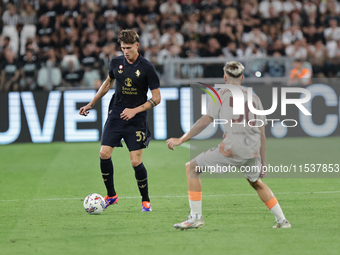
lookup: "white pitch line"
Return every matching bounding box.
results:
[1,191,340,202]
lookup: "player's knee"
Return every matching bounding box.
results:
[100,149,111,160]
[131,158,142,167]
[248,179,261,190]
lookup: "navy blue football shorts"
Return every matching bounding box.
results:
[101,117,151,151]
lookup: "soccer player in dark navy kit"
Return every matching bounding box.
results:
[79,30,161,212]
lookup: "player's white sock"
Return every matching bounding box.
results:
[189,200,202,219]
[265,197,286,223]
[270,203,286,223]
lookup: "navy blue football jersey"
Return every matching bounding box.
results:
[108,54,160,110]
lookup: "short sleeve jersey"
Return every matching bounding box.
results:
[108,54,160,110]
[207,85,267,160]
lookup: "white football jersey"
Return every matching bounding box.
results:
[206,85,267,160]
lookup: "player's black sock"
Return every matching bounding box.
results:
[133,163,149,202]
[100,158,116,197]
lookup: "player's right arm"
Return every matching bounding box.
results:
[167,115,213,150]
[79,75,115,116]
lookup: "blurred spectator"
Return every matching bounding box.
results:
[0,37,12,58]
[219,0,238,11]
[282,24,304,46]
[19,3,36,25]
[326,39,340,77]
[302,10,324,34]
[241,2,261,33]
[38,0,62,28]
[324,5,340,27]
[307,39,328,78]
[181,13,199,36]
[81,11,101,36]
[80,42,99,70]
[120,13,141,34]
[118,0,143,18]
[304,24,323,45]
[37,49,61,91]
[163,13,182,31]
[218,24,237,46]
[222,41,243,58]
[324,18,340,44]
[259,0,283,20]
[140,27,161,50]
[160,0,182,19]
[139,0,160,33]
[62,60,84,87]
[182,38,201,57]
[198,13,219,40]
[62,0,81,25]
[60,15,79,42]
[319,0,340,16]
[202,38,223,57]
[285,39,307,60]
[103,10,119,35]
[289,58,312,86]
[265,51,285,77]
[36,15,55,44]
[157,44,181,65]
[160,25,184,46]
[38,35,57,59]
[181,0,198,16]
[220,8,240,32]
[20,50,39,90]
[244,43,267,58]
[20,0,40,11]
[242,25,268,48]
[0,50,20,92]
[199,0,221,17]
[61,28,81,58]
[181,51,203,79]
[303,0,317,16]
[283,0,302,15]
[266,24,281,47]
[61,46,80,72]
[2,2,20,26]
[268,39,286,56]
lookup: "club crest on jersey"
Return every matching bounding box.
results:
[118,65,123,74]
[135,70,141,77]
[124,78,132,87]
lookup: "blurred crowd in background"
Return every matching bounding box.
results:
[0,0,340,91]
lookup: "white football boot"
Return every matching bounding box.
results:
[174,216,204,230]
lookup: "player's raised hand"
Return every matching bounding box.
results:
[167,138,182,150]
[79,104,92,116]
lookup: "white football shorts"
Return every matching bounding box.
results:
[195,147,261,182]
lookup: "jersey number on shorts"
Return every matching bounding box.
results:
[136,131,146,144]
[229,97,257,126]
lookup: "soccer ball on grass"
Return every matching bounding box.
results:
[83,193,106,215]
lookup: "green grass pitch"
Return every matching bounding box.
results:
[0,137,340,255]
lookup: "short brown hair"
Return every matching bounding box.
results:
[117,30,139,44]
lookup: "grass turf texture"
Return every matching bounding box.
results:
[0,137,339,255]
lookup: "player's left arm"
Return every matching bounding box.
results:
[120,88,161,121]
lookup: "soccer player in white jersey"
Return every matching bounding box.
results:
[167,61,291,229]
